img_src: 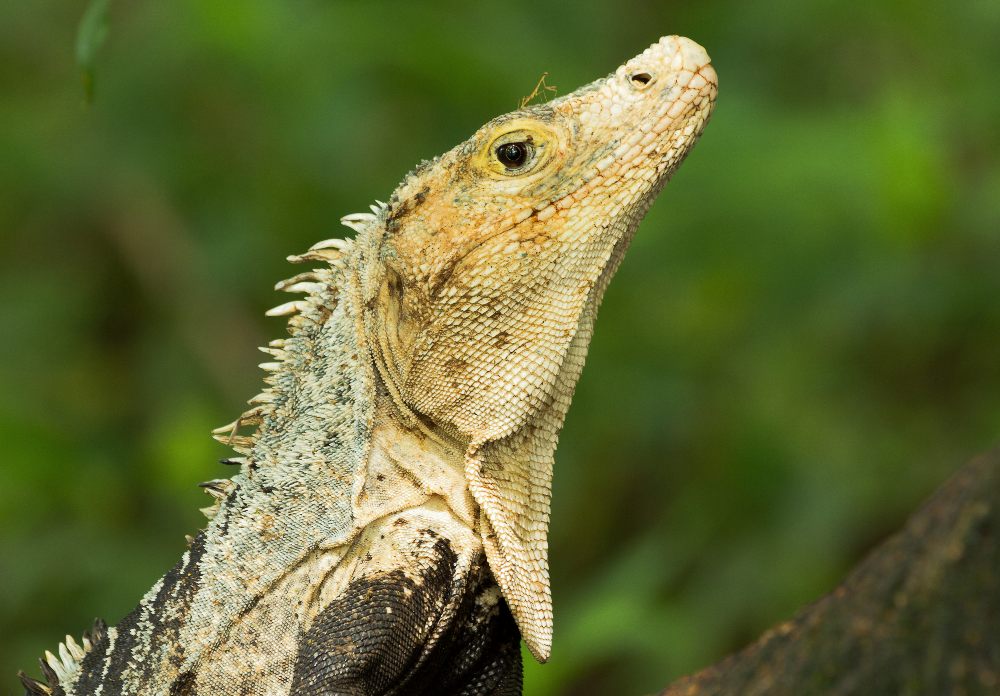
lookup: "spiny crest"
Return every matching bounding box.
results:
[21,619,108,695]
[208,203,384,461]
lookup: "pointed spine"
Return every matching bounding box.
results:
[309,237,350,252]
[265,300,309,317]
[287,248,345,264]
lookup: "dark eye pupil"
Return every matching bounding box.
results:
[496,142,528,168]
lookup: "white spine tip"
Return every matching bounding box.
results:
[281,282,324,295]
[265,300,308,317]
[44,651,65,680]
[309,238,349,252]
[65,635,85,660]
[211,421,238,435]
[248,391,276,404]
[58,642,73,667]
[341,212,376,222]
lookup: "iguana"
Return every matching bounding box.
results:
[21,35,717,696]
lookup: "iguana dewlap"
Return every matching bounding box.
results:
[23,35,716,696]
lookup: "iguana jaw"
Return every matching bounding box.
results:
[362,35,717,661]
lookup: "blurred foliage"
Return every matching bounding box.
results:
[75,0,112,104]
[1,1,998,694]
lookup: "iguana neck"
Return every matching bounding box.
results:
[228,227,473,533]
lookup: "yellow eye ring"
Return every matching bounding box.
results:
[476,119,565,181]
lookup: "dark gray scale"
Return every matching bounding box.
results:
[291,538,522,696]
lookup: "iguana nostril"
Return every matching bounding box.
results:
[630,71,653,88]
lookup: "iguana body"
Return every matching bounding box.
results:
[22,35,716,696]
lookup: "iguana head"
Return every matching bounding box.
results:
[355,35,717,661]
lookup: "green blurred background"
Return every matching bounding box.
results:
[2,1,998,693]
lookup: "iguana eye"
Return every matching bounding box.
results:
[495,141,531,169]
[479,125,554,179]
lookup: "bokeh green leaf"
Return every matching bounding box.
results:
[75,0,111,102]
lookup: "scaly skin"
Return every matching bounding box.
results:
[22,35,716,696]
